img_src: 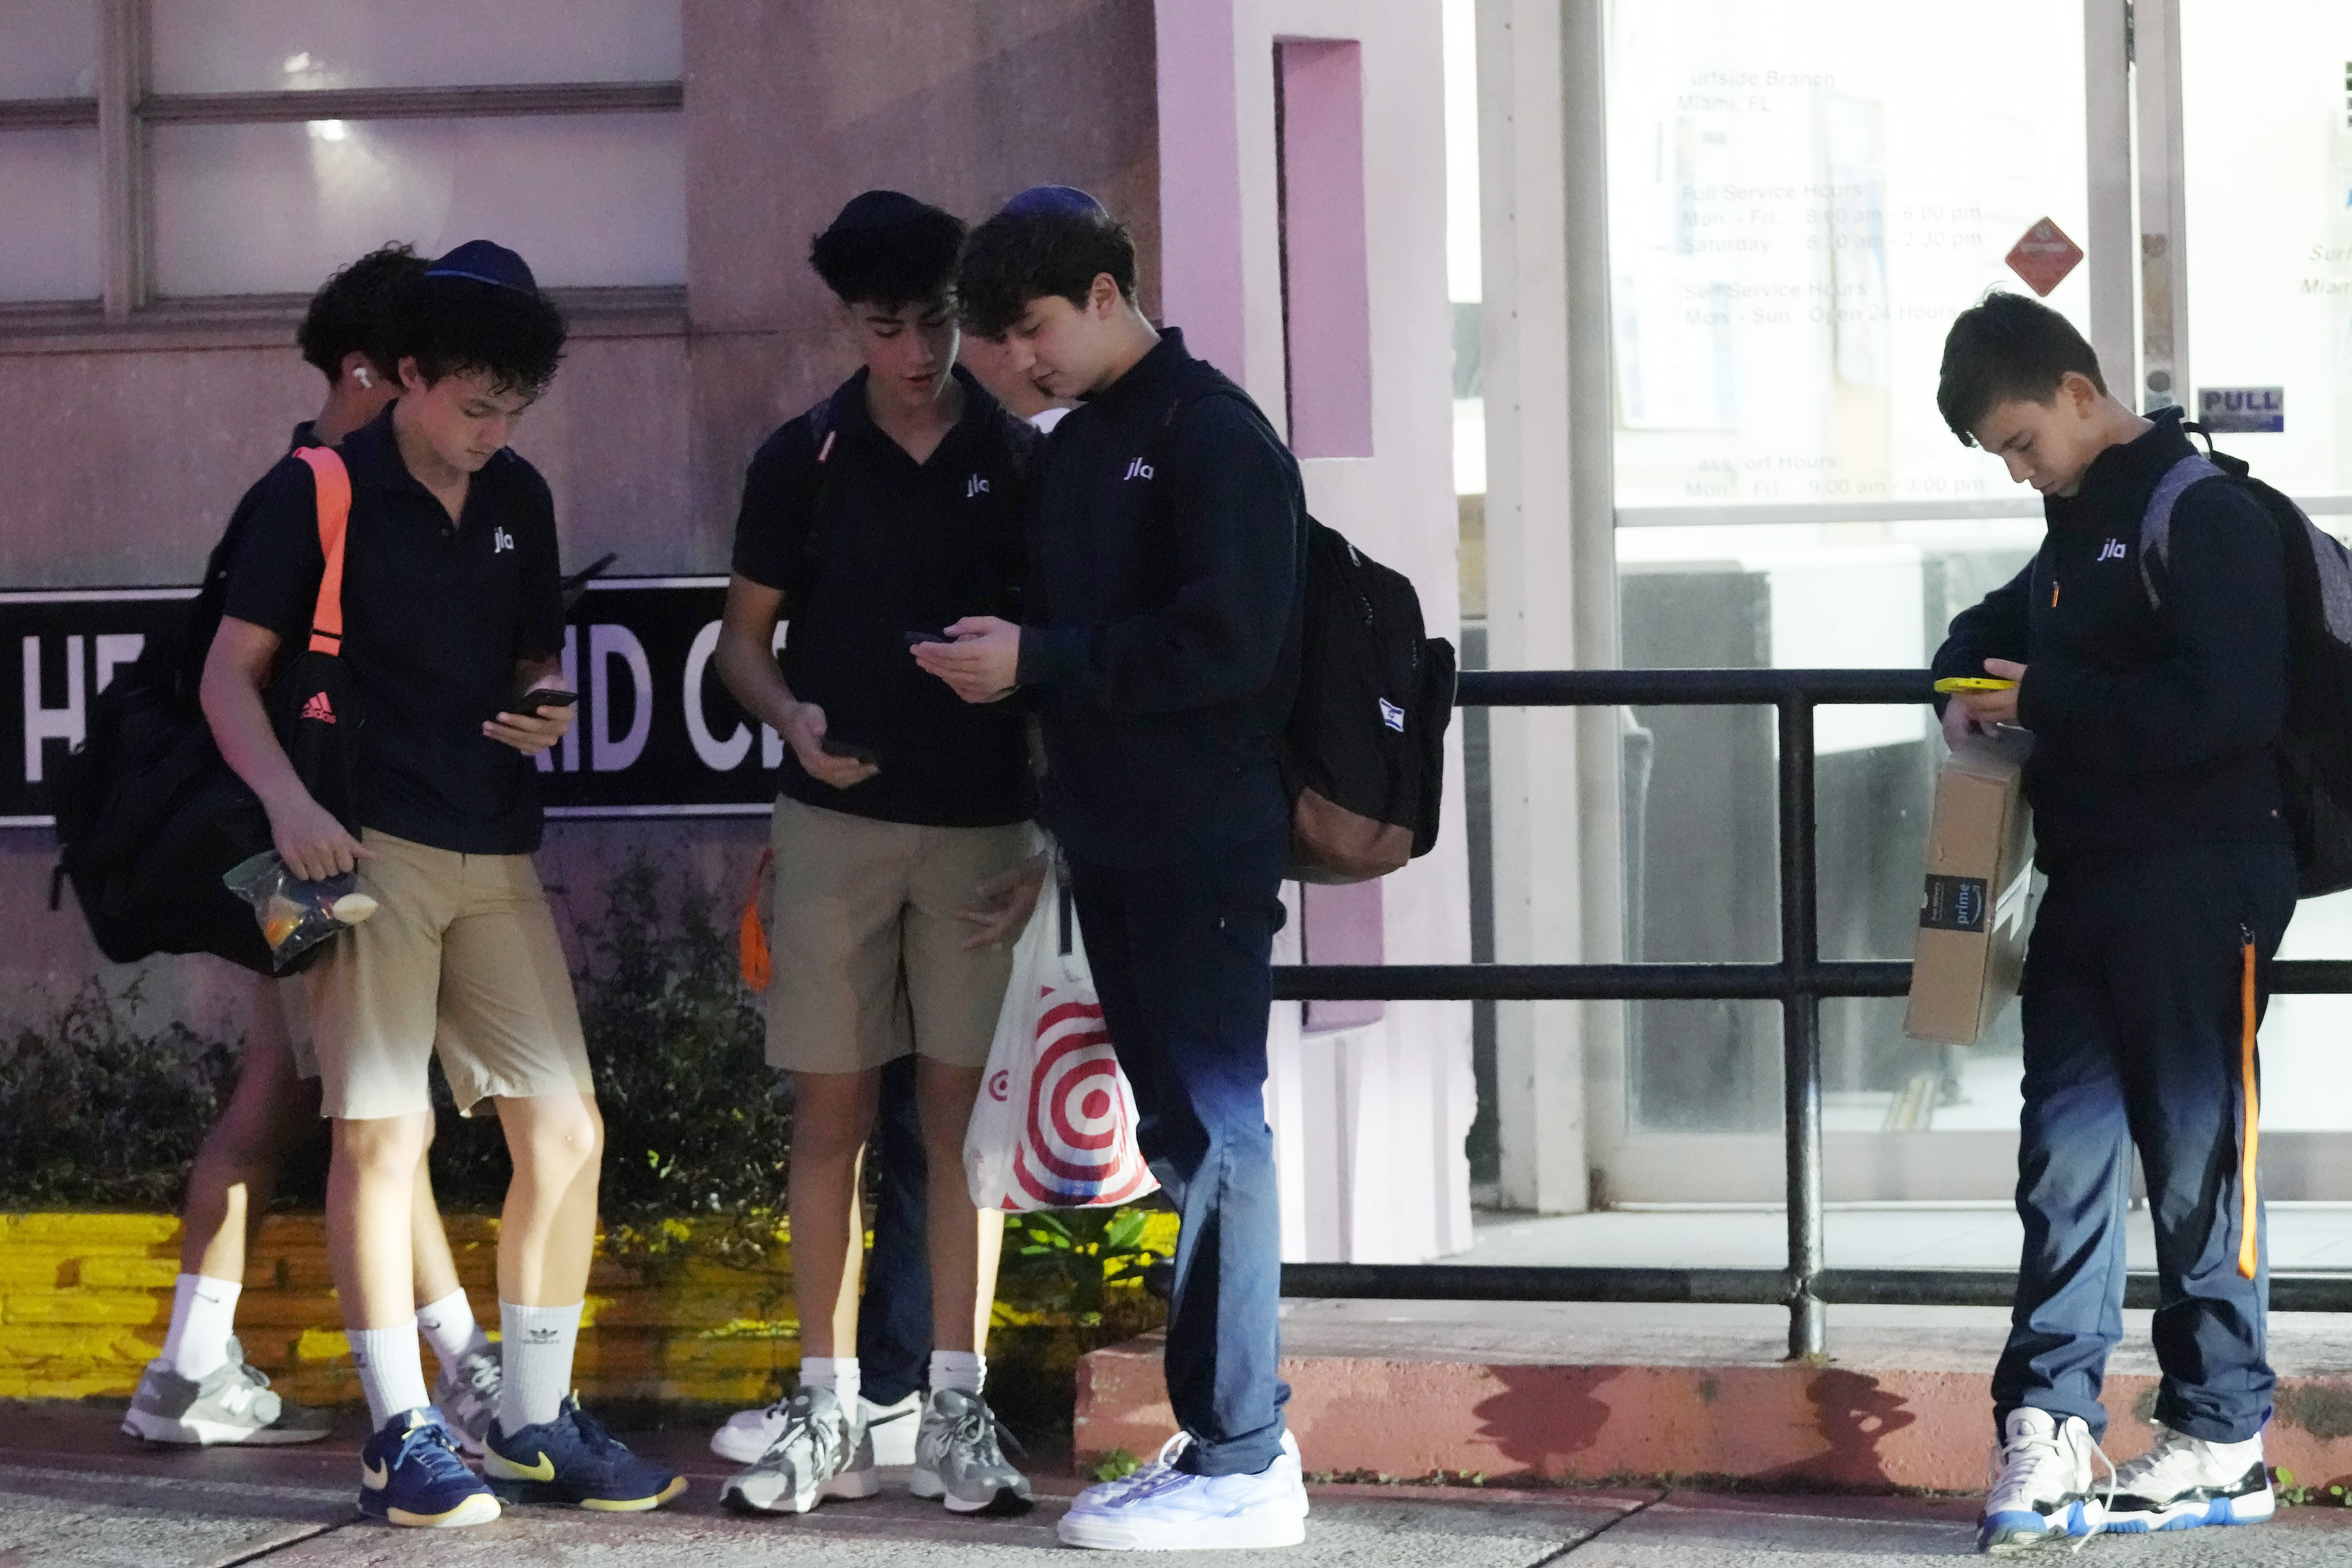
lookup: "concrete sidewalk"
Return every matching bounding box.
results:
[8,1403,2352,1567]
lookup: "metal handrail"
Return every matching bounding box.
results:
[1268,667,2352,1358]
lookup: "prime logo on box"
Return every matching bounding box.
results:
[2,577,773,826]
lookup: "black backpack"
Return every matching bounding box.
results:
[2138,430,2352,896]
[1145,368,1456,883]
[52,447,366,974]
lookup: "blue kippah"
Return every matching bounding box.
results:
[1003,185,1108,220]
[827,190,936,234]
[425,239,538,294]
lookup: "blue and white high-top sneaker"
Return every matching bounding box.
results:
[2103,1423,2273,1533]
[1977,1407,2107,1555]
[1058,1431,1308,1551]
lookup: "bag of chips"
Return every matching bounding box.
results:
[222,850,378,972]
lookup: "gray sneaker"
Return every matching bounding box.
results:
[909,1387,1032,1515]
[720,1386,878,1515]
[121,1338,331,1445]
[433,1342,503,1456]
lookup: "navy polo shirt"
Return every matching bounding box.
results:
[732,365,1037,827]
[222,403,566,854]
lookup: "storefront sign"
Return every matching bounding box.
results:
[2197,385,2286,434]
[1,576,779,827]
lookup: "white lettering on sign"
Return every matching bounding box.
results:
[95,633,144,693]
[22,634,84,785]
[682,620,752,771]
[2197,386,2286,434]
[589,624,652,773]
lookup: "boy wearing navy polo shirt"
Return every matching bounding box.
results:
[710,193,1039,1519]
[930,188,1310,1552]
[203,241,681,1527]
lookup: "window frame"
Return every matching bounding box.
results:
[0,0,685,346]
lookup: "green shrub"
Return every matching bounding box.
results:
[0,979,236,1208]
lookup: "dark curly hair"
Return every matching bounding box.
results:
[296,243,425,381]
[958,202,1137,339]
[1937,290,2107,445]
[811,205,967,311]
[393,274,568,401]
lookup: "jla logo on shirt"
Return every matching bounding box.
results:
[2096,538,2126,563]
[493,526,516,554]
[966,474,991,499]
[1121,456,1155,482]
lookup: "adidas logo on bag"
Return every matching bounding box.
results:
[301,691,336,725]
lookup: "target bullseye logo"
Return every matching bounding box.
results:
[1011,983,1155,1208]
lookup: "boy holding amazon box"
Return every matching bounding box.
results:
[1927,291,2295,1554]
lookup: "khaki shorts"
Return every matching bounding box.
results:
[303,829,594,1120]
[767,795,1035,1075]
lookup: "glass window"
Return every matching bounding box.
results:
[1606,0,2088,1138]
[149,0,682,94]
[0,128,101,302]
[1607,0,2089,511]
[151,114,686,296]
[0,0,97,99]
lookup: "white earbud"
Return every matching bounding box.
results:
[354,366,372,388]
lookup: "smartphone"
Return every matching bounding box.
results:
[1932,677,2018,694]
[519,689,580,716]
[819,737,879,767]
[904,629,953,646]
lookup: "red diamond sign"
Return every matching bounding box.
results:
[2006,217,2084,297]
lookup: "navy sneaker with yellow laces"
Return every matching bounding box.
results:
[484,1395,688,1512]
[357,1408,500,1529]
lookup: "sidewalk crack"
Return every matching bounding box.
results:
[1538,1488,1667,1561]
[205,1519,352,1568]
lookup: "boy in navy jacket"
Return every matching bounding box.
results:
[1933,292,2292,1552]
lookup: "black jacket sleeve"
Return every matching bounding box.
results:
[2019,480,2288,773]
[1015,397,1302,713]
[1931,561,2034,715]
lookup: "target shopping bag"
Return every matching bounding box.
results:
[965,880,1159,1212]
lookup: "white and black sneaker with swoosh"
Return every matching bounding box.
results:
[2102,1423,2273,1534]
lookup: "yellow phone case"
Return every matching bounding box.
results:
[1933,677,2019,694]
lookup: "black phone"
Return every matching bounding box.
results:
[819,737,879,767]
[519,690,579,717]
[904,629,953,646]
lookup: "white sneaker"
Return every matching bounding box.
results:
[711,1392,794,1465]
[1058,1431,1307,1551]
[863,1391,922,1467]
[2103,1422,2272,1533]
[1977,1407,2108,1555]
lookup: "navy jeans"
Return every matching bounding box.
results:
[855,1053,932,1406]
[1995,843,2298,1444]
[1070,823,1291,1477]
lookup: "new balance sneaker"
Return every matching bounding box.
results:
[432,1343,502,1457]
[720,1385,879,1515]
[864,1390,923,1467]
[1977,1407,2108,1555]
[2103,1423,2273,1533]
[357,1408,500,1529]
[121,1339,333,1446]
[909,1387,1032,1515]
[1058,1431,1309,1551]
[483,1396,688,1512]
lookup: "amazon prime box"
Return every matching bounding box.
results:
[1905,730,2035,1045]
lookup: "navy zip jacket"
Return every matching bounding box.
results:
[1015,329,1305,867]
[1932,408,2291,873]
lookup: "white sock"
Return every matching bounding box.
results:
[415,1287,491,1374]
[929,1350,985,1396]
[499,1300,583,1433]
[162,1274,241,1382]
[349,1325,431,1429]
[799,1354,860,1412]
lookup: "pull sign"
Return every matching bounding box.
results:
[2197,386,2285,434]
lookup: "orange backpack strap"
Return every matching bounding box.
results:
[292,447,352,655]
[739,848,775,992]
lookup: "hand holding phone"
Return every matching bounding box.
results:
[819,736,879,768]
[904,629,953,647]
[522,688,580,716]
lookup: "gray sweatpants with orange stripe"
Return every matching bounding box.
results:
[1994,841,2299,1444]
